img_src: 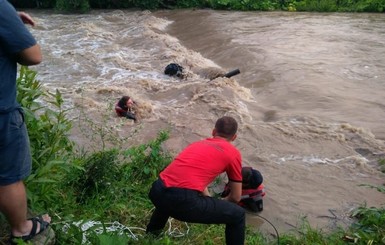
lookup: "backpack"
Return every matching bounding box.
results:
[164,63,184,78]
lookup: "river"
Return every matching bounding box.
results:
[26,9,385,236]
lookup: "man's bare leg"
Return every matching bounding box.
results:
[0,181,51,237]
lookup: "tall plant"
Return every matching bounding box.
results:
[16,66,75,209]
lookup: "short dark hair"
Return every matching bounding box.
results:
[242,167,263,189]
[215,116,238,139]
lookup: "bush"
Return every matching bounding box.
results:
[88,0,133,8]
[357,0,385,12]
[68,149,121,204]
[295,0,338,11]
[349,204,385,243]
[16,66,75,210]
[123,130,171,181]
[55,0,90,13]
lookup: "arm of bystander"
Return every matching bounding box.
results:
[222,181,242,203]
[15,12,42,66]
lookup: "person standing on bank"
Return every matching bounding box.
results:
[0,1,51,243]
[146,116,245,245]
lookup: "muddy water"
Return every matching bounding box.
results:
[27,9,385,236]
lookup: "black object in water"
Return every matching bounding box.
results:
[224,69,240,78]
[164,63,184,78]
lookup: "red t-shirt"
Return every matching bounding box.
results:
[160,137,242,192]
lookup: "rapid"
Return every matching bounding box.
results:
[27,9,385,236]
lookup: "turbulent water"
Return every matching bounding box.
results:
[27,9,385,235]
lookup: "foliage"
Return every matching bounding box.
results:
[49,129,172,244]
[130,0,162,9]
[55,0,91,13]
[17,67,73,170]
[279,218,346,245]
[88,232,132,245]
[16,66,75,211]
[123,130,172,181]
[295,0,339,11]
[347,203,385,244]
[88,0,132,8]
[359,183,385,194]
[8,0,385,12]
[295,0,385,12]
[206,0,278,10]
[171,0,208,8]
[9,0,42,8]
[278,185,385,245]
[68,149,121,203]
[380,159,385,173]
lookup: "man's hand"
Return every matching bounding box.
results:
[223,181,242,203]
[18,12,35,27]
[201,187,211,197]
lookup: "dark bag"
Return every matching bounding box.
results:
[164,63,184,78]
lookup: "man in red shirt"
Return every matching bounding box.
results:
[146,116,245,245]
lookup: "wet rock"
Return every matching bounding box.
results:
[355,148,374,156]
[355,147,385,159]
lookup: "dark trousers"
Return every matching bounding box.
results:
[146,179,245,245]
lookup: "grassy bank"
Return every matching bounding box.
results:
[0,67,384,244]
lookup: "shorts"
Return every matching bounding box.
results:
[0,109,32,186]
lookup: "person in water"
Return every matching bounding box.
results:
[115,96,137,122]
[146,116,245,245]
[222,167,265,212]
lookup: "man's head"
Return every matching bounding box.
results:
[213,116,238,141]
[118,96,134,109]
[118,96,130,106]
[242,167,263,189]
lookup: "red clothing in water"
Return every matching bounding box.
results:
[240,184,265,201]
[115,103,127,117]
[160,137,242,192]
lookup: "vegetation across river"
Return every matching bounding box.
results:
[10,0,385,13]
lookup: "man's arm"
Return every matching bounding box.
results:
[16,44,42,66]
[18,12,36,26]
[201,187,211,197]
[16,12,42,66]
[223,181,242,203]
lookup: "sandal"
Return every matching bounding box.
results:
[9,215,50,244]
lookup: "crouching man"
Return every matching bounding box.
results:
[146,116,245,245]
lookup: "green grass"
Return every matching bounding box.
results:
[379,159,385,173]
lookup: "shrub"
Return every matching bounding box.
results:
[16,66,75,210]
[55,0,90,13]
[348,203,385,244]
[68,149,121,203]
[123,130,172,182]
